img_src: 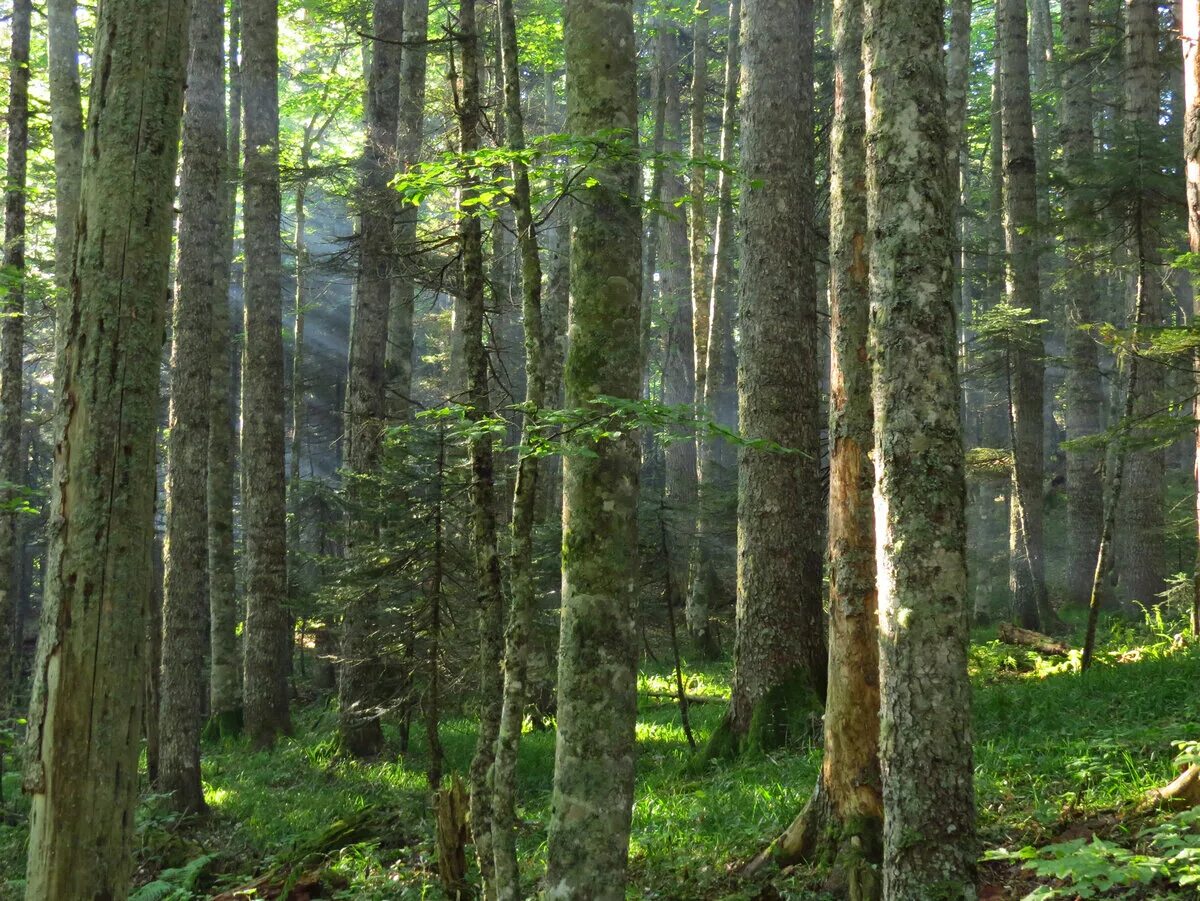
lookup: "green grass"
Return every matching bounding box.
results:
[2,616,1200,899]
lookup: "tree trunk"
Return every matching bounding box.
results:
[1184,0,1200,637]
[209,0,241,733]
[1063,0,1104,609]
[863,0,977,895]
[241,0,291,747]
[1115,0,1166,612]
[748,1,880,894]
[998,0,1051,631]
[0,0,31,707]
[21,0,188,889]
[46,0,84,310]
[544,0,641,895]
[690,1,711,409]
[339,0,402,758]
[688,0,740,660]
[723,0,825,757]
[160,0,225,814]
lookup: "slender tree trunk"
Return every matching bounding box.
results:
[209,0,241,731]
[453,2,506,893]
[1185,0,1200,635]
[491,1,546,894]
[387,0,430,422]
[160,0,226,813]
[241,0,291,747]
[722,0,825,757]
[1115,0,1166,612]
[1063,0,1104,609]
[0,0,32,707]
[748,1,880,894]
[641,28,669,398]
[291,182,307,501]
[46,0,84,309]
[690,1,711,407]
[864,1,977,895]
[998,0,1051,631]
[544,0,641,894]
[21,0,188,888]
[688,0,739,659]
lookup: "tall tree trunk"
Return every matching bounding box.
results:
[863,0,976,894]
[491,1,546,894]
[688,0,740,659]
[723,0,825,756]
[242,0,291,747]
[1185,0,1200,636]
[1115,0,1166,612]
[339,0,402,758]
[747,1,880,894]
[387,0,430,422]
[641,28,669,398]
[998,0,1051,631]
[544,0,641,895]
[21,0,188,888]
[160,0,225,813]
[0,0,31,706]
[690,1,711,407]
[291,181,308,499]
[1063,0,1104,608]
[454,1,507,893]
[209,0,241,731]
[46,0,84,309]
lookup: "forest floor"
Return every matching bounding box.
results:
[3,611,1200,899]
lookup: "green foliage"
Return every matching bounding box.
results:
[128,855,216,901]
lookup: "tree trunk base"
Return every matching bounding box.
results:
[744,777,882,901]
[694,675,822,769]
[203,707,244,741]
[1143,765,1200,812]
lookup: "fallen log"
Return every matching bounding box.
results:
[998,622,1071,657]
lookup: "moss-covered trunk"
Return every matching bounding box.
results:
[21,0,187,888]
[544,0,641,895]
[863,0,977,894]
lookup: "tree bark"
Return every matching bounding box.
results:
[863,0,977,895]
[161,0,226,814]
[723,0,826,756]
[690,1,711,409]
[544,0,641,895]
[46,0,84,310]
[242,0,291,747]
[21,0,188,889]
[1184,0,1200,637]
[0,0,31,706]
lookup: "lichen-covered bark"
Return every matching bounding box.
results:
[454,1,507,893]
[1185,0,1200,634]
[0,0,31,706]
[1062,0,1104,609]
[242,0,291,747]
[753,2,880,893]
[21,0,188,889]
[386,0,430,421]
[1115,0,1166,612]
[863,0,976,895]
[544,1,641,896]
[688,0,739,658]
[339,0,403,759]
[491,1,546,894]
[209,0,240,728]
[728,0,825,747]
[998,0,1051,631]
[160,0,225,813]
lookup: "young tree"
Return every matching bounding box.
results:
[339,0,403,759]
[998,0,1051,631]
[724,0,825,755]
[544,0,642,894]
[242,0,291,746]
[159,0,226,813]
[0,0,31,703]
[21,0,189,890]
[863,0,976,894]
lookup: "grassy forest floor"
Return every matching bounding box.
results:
[4,614,1200,899]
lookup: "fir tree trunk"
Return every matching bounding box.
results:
[863,0,977,895]
[690,1,711,408]
[0,0,31,706]
[21,0,188,888]
[242,0,291,747]
[724,0,826,756]
[209,0,241,731]
[998,0,1051,631]
[1185,0,1200,636]
[1063,0,1104,609]
[339,0,402,758]
[544,0,642,894]
[46,0,84,306]
[688,0,739,659]
[161,0,226,813]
